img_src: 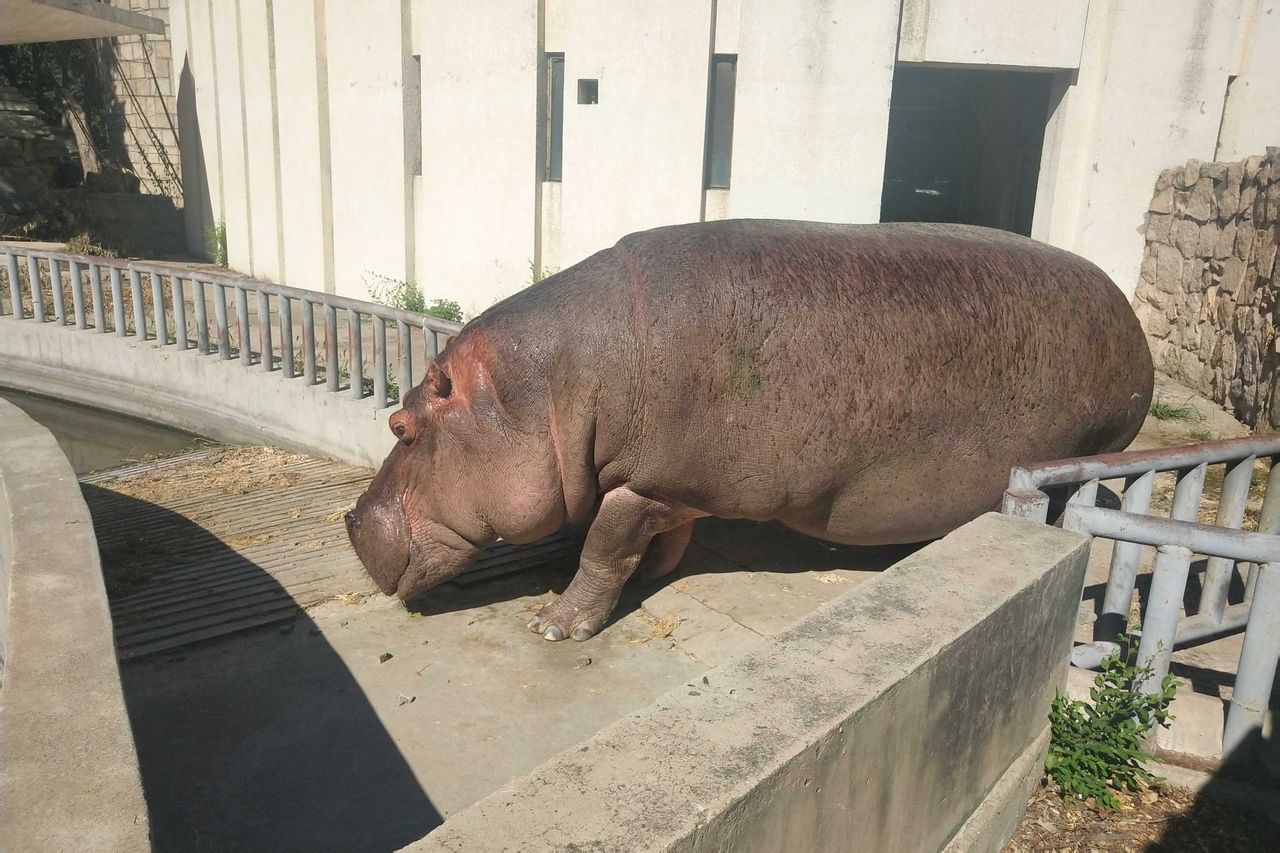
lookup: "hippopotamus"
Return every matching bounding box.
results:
[346,220,1152,641]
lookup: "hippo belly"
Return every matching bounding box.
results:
[346,219,1153,642]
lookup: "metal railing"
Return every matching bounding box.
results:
[1003,435,1280,755]
[0,242,462,409]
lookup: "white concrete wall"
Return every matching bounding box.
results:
[209,0,252,272]
[323,0,412,299]
[1074,0,1248,298]
[168,0,1278,309]
[418,0,538,314]
[238,0,283,282]
[271,0,331,293]
[182,0,222,256]
[898,0,1089,69]
[725,0,900,224]
[1216,0,1280,161]
[548,0,712,269]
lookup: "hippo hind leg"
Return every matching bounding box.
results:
[637,521,695,581]
[528,489,703,642]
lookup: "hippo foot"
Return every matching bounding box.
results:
[527,594,609,642]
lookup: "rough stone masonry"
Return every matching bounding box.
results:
[1134,148,1280,429]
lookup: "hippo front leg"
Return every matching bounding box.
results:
[529,487,703,642]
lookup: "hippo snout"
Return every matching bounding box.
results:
[345,496,410,597]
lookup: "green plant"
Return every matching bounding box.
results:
[1148,394,1202,422]
[1045,649,1176,809]
[1188,428,1216,443]
[366,271,427,313]
[365,272,462,323]
[529,258,558,286]
[424,298,462,323]
[208,220,228,268]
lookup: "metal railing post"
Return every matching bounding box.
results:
[129,269,146,339]
[1170,464,1208,521]
[110,267,126,336]
[235,286,251,365]
[6,253,21,318]
[325,304,339,391]
[1223,561,1280,755]
[193,279,210,353]
[397,319,412,397]
[68,260,86,328]
[1200,456,1255,621]
[349,310,364,398]
[302,300,317,384]
[151,272,167,344]
[90,264,106,332]
[1134,544,1194,696]
[374,318,388,407]
[213,283,231,358]
[173,277,188,350]
[280,297,294,378]
[28,255,44,323]
[50,258,66,325]
[1097,470,1156,644]
[257,290,273,371]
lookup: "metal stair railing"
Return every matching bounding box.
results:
[1002,434,1280,754]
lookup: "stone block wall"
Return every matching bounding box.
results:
[100,0,182,201]
[0,84,79,215]
[1133,149,1280,429]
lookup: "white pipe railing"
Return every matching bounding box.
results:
[0,242,462,409]
[1003,434,1280,755]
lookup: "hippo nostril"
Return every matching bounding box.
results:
[345,510,358,531]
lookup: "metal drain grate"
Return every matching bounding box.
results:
[85,451,583,661]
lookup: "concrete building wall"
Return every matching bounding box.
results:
[418,0,537,312]
[271,0,331,293]
[1217,0,1280,162]
[548,1,712,271]
[898,0,1089,68]
[724,0,899,224]
[209,0,252,272]
[323,1,412,296]
[238,0,283,282]
[168,0,1279,307]
[181,0,222,257]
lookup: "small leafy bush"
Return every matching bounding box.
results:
[208,220,228,268]
[366,272,462,322]
[1046,649,1176,809]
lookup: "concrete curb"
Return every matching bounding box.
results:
[0,318,397,468]
[410,514,1089,852]
[0,399,151,851]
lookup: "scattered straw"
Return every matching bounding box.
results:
[323,504,355,523]
[629,609,682,644]
[106,446,307,504]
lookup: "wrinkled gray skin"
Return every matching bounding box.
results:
[346,220,1153,641]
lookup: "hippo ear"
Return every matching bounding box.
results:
[426,361,453,400]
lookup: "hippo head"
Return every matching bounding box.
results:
[346,337,566,602]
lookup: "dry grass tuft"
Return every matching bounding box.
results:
[107,446,307,504]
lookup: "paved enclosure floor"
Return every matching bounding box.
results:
[94,449,913,851]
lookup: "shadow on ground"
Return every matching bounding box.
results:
[97,489,440,853]
[410,516,923,629]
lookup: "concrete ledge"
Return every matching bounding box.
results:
[0,399,150,851]
[0,318,396,468]
[412,514,1089,852]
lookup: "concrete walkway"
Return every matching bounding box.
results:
[88,447,913,851]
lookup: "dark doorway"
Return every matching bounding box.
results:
[879,65,1054,237]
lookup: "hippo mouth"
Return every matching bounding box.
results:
[345,501,482,601]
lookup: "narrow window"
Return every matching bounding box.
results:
[704,55,737,189]
[544,53,564,181]
[577,79,598,105]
